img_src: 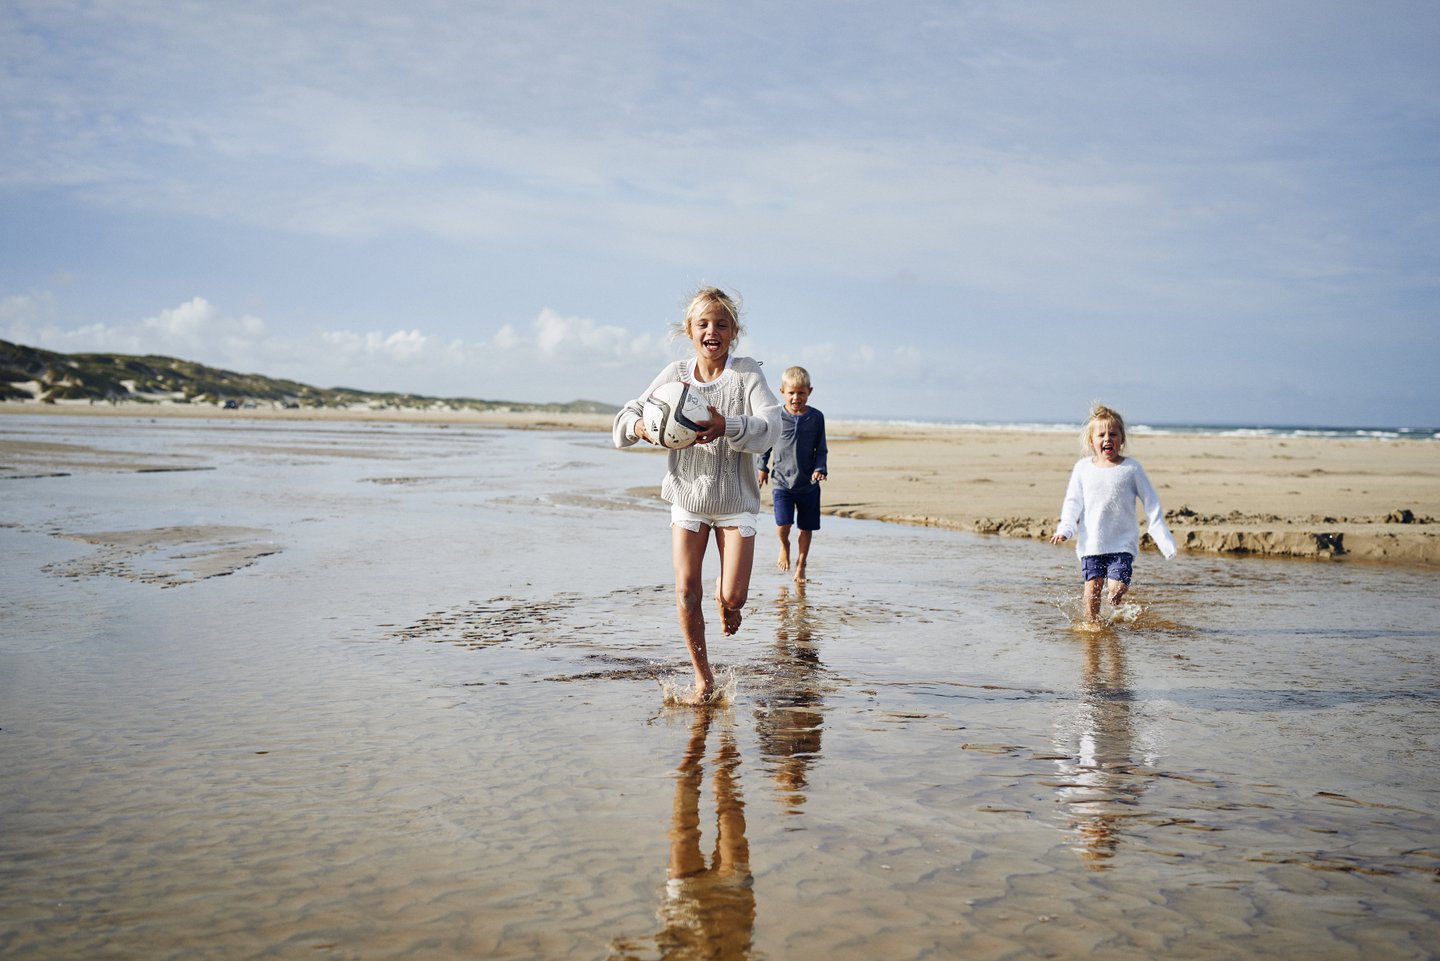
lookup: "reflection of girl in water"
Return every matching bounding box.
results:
[1053,635,1153,868]
[610,710,754,961]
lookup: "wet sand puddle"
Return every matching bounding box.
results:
[41,525,281,587]
[1,416,1437,960]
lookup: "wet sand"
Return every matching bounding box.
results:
[1,412,1437,960]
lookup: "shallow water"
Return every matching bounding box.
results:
[2,415,1437,960]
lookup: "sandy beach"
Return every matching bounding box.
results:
[1,409,1437,960]
[7,402,1438,567]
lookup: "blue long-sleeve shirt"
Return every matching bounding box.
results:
[761,407,828,492]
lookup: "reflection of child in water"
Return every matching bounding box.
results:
[1050,405,1177,624]
[1055,635,1147,868]
[612,710,754,959]
[754,583,824,812]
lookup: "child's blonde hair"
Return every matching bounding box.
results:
[1081,403,1127,455]
[781,365,811,389]
[672,286,744,344]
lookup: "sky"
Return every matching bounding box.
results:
[2,0,1437,427]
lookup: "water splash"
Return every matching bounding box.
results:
[1111,601,1144,624]
[658,668,739,707]
[1052,591,1152,633]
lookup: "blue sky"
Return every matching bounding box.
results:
[2,1,1436,426]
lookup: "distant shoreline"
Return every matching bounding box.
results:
[5,400,1438,568]
[0,399,617,431]
[837,417,1439,443]
[5,399,1436,440]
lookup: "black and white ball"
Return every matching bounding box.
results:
[642,381,710,449]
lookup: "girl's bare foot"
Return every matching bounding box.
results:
[714,594,742,635]
[724,607,742,634]
[690,668,738,706]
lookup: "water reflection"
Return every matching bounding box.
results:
[754,583,826,813]
[611,709,755,960]
[612,585,827,960]
[1052,635,1154,868]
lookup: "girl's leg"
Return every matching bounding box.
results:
[1084,577,1104,623]
[1107,578,1128,607]
[714,525,756,636]
[673,523,714,698]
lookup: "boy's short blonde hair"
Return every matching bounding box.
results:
[672,286,744,343]
[1081,403,1127,454]
[781,365,811,389]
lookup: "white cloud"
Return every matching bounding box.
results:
[1,292,56,330]
[142,297,221,340]
[3,289,686,401]
[492,324,520,350]
[320,328,429,362]
[532,308,651,362]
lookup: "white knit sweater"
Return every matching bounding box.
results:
[613,356,782,515]
[1055,457,1178,559]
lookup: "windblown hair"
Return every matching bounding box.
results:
[671,286,744,344]
[1081,403,1127,455]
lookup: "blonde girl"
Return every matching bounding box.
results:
[614,287,782,702]
[1050,404,1178,623]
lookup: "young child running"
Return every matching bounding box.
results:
[614,287,782,703]
[759,366,828,582]
[1050,404,1178,624]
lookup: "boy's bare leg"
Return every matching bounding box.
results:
[1108,579,1128,607]
[673,524,714,700]
[776,524,792,572]
[1084,578,1104,623]
[794,529,813,582]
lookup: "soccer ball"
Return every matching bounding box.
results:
[642,381,710,449]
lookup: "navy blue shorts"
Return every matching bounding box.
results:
[1081,552,1133,584]
[772,485,821,531]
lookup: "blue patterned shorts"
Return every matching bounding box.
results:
[1081,552,1133,584]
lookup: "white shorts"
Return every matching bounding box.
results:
[670,504,758,538]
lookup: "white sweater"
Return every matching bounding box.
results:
[1056,457,1178,560]
[613,356,782,515]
